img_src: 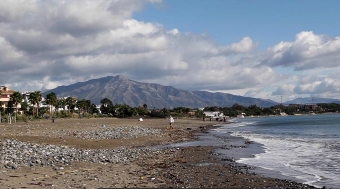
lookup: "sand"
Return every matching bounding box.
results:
[0,117,318,188]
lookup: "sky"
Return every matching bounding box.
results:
[1,0,340,103]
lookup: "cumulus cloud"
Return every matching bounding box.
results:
[0,0,340,102]
[293,76,340,94]
[262,31,340,71]
[270,74,340,100]
[0,0,272,92]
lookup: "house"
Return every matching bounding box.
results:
[187,111,196,116]
[237,112,246,118]
[203,111,226,121]
[21,91,48,111]
[0,86,15,110]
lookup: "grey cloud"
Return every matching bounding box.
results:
[1,0,339,103]
[0,0,36,23]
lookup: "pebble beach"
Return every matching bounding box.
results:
[0,117,319,188]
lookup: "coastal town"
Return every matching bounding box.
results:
[1,85,339,125]
[0,85,321,188]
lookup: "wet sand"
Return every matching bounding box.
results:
[0,117,318,188]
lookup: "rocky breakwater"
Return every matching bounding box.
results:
[0,126,167,170]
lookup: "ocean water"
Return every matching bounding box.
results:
[213,114,340,188]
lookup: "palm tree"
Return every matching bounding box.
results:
[0,90,2,116]
[90,103,98,114]
[10,91,22,123]
[100,98,113,115]
[143,103,148,110]
[10,91,22,113]
[45,92,58,117]
[0,101,3,123]
[28,92,37,116]
[57,98,66,111]
[28,91,42,117]
[35,91,42,117]
[76,99,86,115]
[85,100,91,113]
[65,96,76,115]
[100,98,113,107]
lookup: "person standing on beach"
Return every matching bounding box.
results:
[168,115,174,129]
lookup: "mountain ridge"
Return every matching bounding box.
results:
[43,75,279,108]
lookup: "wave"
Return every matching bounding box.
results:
[233,132,340,188]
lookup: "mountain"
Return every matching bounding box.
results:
[284,97,340,105]
[191,91,278,107]
[43,75,279,108]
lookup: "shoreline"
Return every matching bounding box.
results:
[0,118,320,188]
[208,123,315,186]
[155,122,319,188]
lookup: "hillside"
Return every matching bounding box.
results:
[43,75,278,108]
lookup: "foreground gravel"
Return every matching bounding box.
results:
[65,126,164,140]
[0,138,169,170]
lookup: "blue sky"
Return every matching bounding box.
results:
[0,0,340,103]
[135,0,340,49]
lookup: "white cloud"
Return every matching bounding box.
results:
[272,84,296,96]
[294,76,340,94]
[0,0,37,22]
[262,31,340,71]
[0,0,340,103]
[270,75,340,100]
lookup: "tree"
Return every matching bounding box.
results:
[10,91,22,114]
[90,103,99,114]
[57,98,66,111]
[113,104,133,117]
[162,107,168,115]
[20,101,29,114]
[28,91,42,117]
[10,91,22,123]
[45,92,58,117]
[100,98,113,115]
[136,106,149,116]
[100,98,113,106]
[76,99,89,115]
[85,100,91,113]
[143,103,148,110]
[0,101,4,114]
[65,96,76,115]
[35,91,42,117]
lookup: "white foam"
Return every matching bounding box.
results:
[211,115,340,188]
[232,132,340,188]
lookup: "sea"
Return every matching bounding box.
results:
[212,113,340,189]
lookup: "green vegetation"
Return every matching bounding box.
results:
[2,90,340,123]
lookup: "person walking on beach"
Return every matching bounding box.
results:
[168,115,174,129]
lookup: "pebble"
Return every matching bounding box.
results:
[0,127,167,169]
[61,126,164,140]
